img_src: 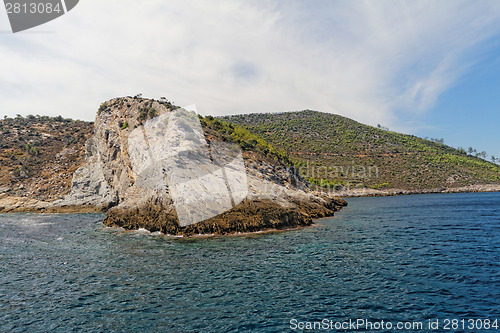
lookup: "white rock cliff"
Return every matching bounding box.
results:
[56,97,347,235]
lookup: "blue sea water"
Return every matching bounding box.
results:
[1,192,499,332]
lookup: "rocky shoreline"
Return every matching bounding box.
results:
[0,184,500,211]
[0,193,347,235]
[333,184,500,197]
[2,184,498,215]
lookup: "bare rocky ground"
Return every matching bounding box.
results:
[0,116,93,212]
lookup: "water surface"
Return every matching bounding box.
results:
[1,192,499,332]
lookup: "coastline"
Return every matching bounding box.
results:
[0,194,347,236]
[0,193,108,214]
[1,183,499,214]
[335,183,500,198]
[127,224,315,239]
[1,186,498,237]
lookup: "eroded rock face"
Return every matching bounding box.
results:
[59,97,347,235]
[52,138,117,210]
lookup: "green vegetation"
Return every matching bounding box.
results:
[149,108,158,118]
[98,103,106,115]
[138,107,159,123]
[222,110,500,190]
[200,115,290,164]
[0,114,93,199]
[138,107,149,122]
[3,100,498,198]
[370,182,390,190]
[24,143,40,156]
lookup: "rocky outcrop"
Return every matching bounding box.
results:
[50,137,118,211]
[53,97,346,235]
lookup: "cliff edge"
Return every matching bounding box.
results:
[47,97,346,235]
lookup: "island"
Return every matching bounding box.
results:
[0,97,347,235]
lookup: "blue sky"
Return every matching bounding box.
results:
[421,53,500,161]
[0,0,499,160]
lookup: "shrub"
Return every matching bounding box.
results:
[98,103,106,115]
[149,108,158,118]
[138,107,149,122]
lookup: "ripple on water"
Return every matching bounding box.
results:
[1,193,499,332]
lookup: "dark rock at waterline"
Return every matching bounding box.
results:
[104,197,347,236]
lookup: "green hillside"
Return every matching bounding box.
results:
[222,111,500,191]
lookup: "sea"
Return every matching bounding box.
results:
[1,192,499,332]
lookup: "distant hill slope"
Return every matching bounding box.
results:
[0,116,93,200]
[222,111,500,191]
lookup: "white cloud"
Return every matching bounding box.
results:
[1,0,500,130]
